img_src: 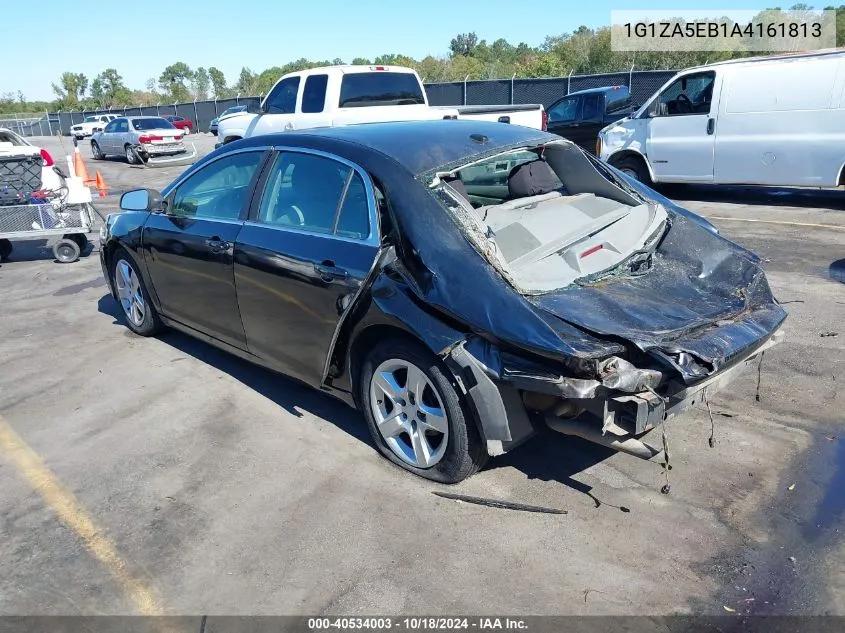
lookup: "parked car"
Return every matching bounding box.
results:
[0,127,62,197]
[90,116,186,164]
[598,49,845,187]
[209,105,248,136]
[100,120,785,482]
[70,114,119,140]
[545,86,635,154]
[163,115,193,134]
[216,65,546,145]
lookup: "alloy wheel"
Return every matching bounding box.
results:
[369,359,449,468]
[115,259,145,326]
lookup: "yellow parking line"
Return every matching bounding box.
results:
[0,416,164,616]
[707,216,845,230]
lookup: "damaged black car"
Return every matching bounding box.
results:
[99,120,786,483]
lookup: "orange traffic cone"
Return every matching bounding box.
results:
[95,171,108,198]
[73,147,94,185]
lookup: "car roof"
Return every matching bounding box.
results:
[231,119,558,176]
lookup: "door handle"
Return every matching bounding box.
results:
[706,118,715,135]
[497,116,511,124]
[314,260,348,281]
[204,237,230,251]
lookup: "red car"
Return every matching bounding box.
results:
[163,115,193,134]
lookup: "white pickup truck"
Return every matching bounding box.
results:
[70,114,120,140]
[216,65,546,146]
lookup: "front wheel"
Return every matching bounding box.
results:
[0,239,13,262]
[111,249,163,336]
[91,141,104,160]
[53,238,80,263]
[359,338,487,483]
[611,154,653,186]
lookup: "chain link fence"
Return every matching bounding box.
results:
[426,69,678,109]
[3,70,679,138]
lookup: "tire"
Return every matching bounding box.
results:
[53,238,80,263]
[0,239,13,262]
[110,248,163,336]
[66,233,89,253]
[611,154,653,186]
[358,338,487,483]
[91,141,104,160]
[125,144,138,165]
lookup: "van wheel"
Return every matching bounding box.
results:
[612,155,653,186]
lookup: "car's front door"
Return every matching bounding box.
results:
[645,71,718,182]
[141,149,268,348]
[234,149,380,385]
[252,76,301,136]
[112,118,130,154]
[570,92,603,151]
[100,120,119,153]
[546,95,583,144]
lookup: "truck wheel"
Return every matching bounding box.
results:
[358,338,488,483]
[0,239,13,262]
[54,238,81,263]
[66,233,89,253]
[612,155,653,186]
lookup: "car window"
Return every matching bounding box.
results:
[170,151,264,220]
[115,120,128,133]
[654,71,715,116]
[458,150,540,188]
[84,116,98,123]
[582,94,601,120]
[338,72,425,107]
[302,74,328,114]
[103,121,118,133]
[547,97,579,123]
[265,77,300,114]
[258,151,370,238]
[132,117,174,130]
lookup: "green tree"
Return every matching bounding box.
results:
[351,57,371,65]
[90,68,131,108]
[159,62,193,101]
[192,67,211,100]
[208,67,228,98]
[51,72,88,107]
[449,32,478,57]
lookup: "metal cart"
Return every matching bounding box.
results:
[0,200,99,263]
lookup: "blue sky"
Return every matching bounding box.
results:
[5,1,776,100]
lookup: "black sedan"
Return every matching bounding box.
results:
[99,120,785,483]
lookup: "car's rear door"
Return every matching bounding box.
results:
[234,148,380,385]
[141,148,269,348]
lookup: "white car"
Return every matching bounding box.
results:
[598,49,845,188]
[70,114,119,140]
[0,127,62,195]
[216,65,546,145]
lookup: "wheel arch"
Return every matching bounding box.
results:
[607,148,657,182]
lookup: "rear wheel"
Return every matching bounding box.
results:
[125,144,138,164]
[66,233,89,253]
[111,249,163,336]
[0,239,13,262]
[359,338,487,483]
[611,154,653,186]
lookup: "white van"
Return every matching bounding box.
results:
[597,50,845,188]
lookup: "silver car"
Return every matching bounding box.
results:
[90,116,187,164]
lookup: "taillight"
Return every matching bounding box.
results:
[40,148,54,167]
[138,135,164,143]
[174,135,183,140]
[541,110,548,131]
[370,65,387,71]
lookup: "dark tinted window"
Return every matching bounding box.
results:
[547,97,579,123]
[335,172,370,239]
[302,74,328,113]
[171,151,264,220]
[338,72,424,108]
[582,94,601,120]
[104,120,118,133]
[265,77,300,114]
[115,119,128,133]
[132,118,175,130]
[605,88,631,113]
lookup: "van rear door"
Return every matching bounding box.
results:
[645,70,719,182]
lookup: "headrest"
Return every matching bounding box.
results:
[507,160,560,198]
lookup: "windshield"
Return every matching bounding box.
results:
[84,116,98,122]
[222,106,246,116]
[339,72,425,108]
[434,144,667,293]
[132,118,176,131]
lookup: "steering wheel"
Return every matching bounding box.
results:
[675,93,692,113]
[276,204,305,226]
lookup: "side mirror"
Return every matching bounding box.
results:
[120,188,162,212]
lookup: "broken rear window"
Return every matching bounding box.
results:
[434,143,667,294]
